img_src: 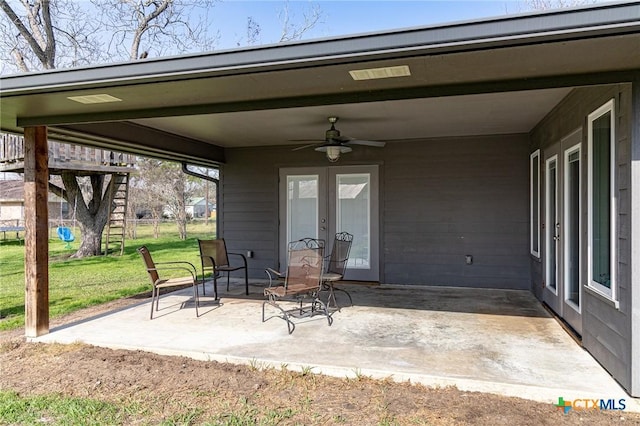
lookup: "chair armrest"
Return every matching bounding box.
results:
[148,265,197,281]
[228,252,248,268]
[152,261,198,278]
[265,268,285,286]
[198,255,217,277]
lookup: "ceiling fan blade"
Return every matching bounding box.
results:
[345,139,386,147]
[291,143,321,151]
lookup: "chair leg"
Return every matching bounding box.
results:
[193,282,199,317]
[150,286,156,320]
[226,273,230,292]
[244,268,249,295]
[263,299,295,334]
[213,275,218,300]
[334,286,353,307]
[313,297,333,327]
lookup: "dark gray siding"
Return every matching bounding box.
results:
[530,84,634,394]
[221,133,531,289]
[382,135,530,288]
[630,79,640,397]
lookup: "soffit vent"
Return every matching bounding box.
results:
[67,94,122,104]
[349,65,411,81]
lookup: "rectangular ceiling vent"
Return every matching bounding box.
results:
[349,65,411,81]
[67,94,122,104]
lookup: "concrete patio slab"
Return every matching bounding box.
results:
[31,282,640,411]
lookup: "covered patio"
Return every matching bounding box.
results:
[2,1,639,398]
[30,281,638,410]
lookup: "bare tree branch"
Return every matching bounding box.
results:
[41,0,55,66]
[129,0,170,60]
[10,48,28,72]
[513,0,597,12]
[48,181,65,199]
[0,0,48,68]
[278,0,322,42]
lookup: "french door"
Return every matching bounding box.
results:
[279,165,379,281]
[543,130,582,334]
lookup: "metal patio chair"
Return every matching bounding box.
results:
[137,246,201,319]
[198,238,249,297]
[263,238,331,334]
[322,232,354,309]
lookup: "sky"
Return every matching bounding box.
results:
[206,1,530,49]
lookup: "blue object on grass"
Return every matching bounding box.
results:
[57,226,75,248]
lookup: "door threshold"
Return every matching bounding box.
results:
[541,302,582,345]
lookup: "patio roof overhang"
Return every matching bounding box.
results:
[1,1,639,168]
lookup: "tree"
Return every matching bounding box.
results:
[0,0,217,73]
[1,0,322,255]
[0,0,218,256]
[277,0,322,42]
[524,0,596,9]
[135,159,198,240]
[509,0,597,13]
[48,172,126,257]
[242,0,323,46]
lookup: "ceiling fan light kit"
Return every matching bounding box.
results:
[315,144,352,162]
[292,116,385,162]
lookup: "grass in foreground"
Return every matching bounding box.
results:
[0,221,215,331]
[0,391,128,426]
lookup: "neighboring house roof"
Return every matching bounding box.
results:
[0,2,638,165]
[0,180,67,203]
[0,180,23,201]
[187,197,214,206]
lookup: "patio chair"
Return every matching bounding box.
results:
[197,238,249,297]
[322,232,354,309]
[263,238,331,334]
[137,246,201,319]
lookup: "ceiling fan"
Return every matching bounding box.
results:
[292,117,386,162]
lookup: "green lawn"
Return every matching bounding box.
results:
[0,221,216,331]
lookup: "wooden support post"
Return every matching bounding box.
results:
[23,126,49,337]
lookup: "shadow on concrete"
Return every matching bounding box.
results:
[229,280,550,318]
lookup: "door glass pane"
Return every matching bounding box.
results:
[567,150,580,306]
[531,151,540,256]
[592,112,611,288]
[287,175,318,242]
[547,159,557,290]
[336,173,370,269]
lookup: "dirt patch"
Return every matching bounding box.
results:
[1,302,638,425]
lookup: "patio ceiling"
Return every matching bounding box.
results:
[1,2,639,166]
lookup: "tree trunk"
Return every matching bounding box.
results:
[151,208,162,239]
[74,216,105,258]
[50,172,124,258]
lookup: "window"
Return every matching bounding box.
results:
[587,100,616,300]
[530,150,541,257]
[564,145,581,309]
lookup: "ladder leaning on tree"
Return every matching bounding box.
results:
[104,173,130,256]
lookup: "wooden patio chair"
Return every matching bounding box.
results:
[322,232,354,309]
[137,246,201,319]
[263,238,331,334]
[197,238,249,298]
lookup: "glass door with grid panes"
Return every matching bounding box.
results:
[543,130,582,335]
[279,165,379,281]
